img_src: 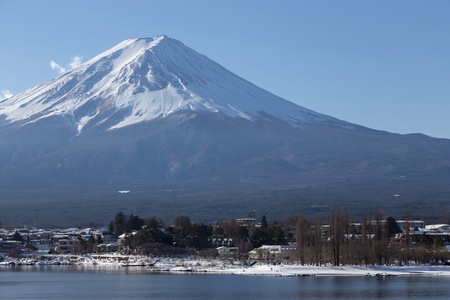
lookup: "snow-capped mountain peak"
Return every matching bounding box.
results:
[0,35,348,133]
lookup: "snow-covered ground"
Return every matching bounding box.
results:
[211,263,450,277]
[2,254,448,277]
[147,258,450,277]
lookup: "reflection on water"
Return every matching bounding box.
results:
[294,276,450,299]
[0,266,449,299]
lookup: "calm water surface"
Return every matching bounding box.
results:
[0,265,449,299]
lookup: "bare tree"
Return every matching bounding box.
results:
[312,215,323,266]
[172,216,191,228]
[295,213,309,265]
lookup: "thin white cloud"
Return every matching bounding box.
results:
[50,55,83,74]
[50,60,66,74]
[69,55,83,69]
[1,89,13,100]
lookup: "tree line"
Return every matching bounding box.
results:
[108,213,288,257]
[107,209,449,265]
[295,208,449,266]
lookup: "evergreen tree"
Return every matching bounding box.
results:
[250,227,270,248]
[12,231,23,242]
[261,215,268,230]
[268,224,285,245]
[386,216,402,238]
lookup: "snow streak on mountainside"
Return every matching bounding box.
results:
[0,35,350,133]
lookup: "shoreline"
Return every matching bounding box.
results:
[207,264,450,277]
[1,254,450,277]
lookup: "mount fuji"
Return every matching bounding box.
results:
[0,36,347,131]
[0,35,449,226]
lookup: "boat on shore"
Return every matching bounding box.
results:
[375,272,397,277]
[121,262,146,267]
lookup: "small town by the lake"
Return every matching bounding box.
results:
[1,211,449,277]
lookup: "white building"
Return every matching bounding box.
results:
[424,224,450,234]
[249,245,295,261]
[216,246,239,257]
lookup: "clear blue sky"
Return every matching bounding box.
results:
[1,0,449,138]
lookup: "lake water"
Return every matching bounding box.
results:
[1,265,449,299]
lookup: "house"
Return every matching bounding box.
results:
[57,239,82,254]
[424,224,450,234]
[0,240,22,254]
[396,220,426,231]
[117,231,138,252]
[249,245,295,261]
[216,246,239,257]
[97,242,119,253]
[29,230,53,251]
[390,233,407,245]
[235,218,258,227]
[52,234,70,245]
[101,232,116,243]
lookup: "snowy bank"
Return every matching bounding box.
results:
[1,254,449,277]
[145,258,450,277]
[210,263,450,277]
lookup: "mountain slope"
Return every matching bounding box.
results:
[0,36,449,226]
[0,36,348,133]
